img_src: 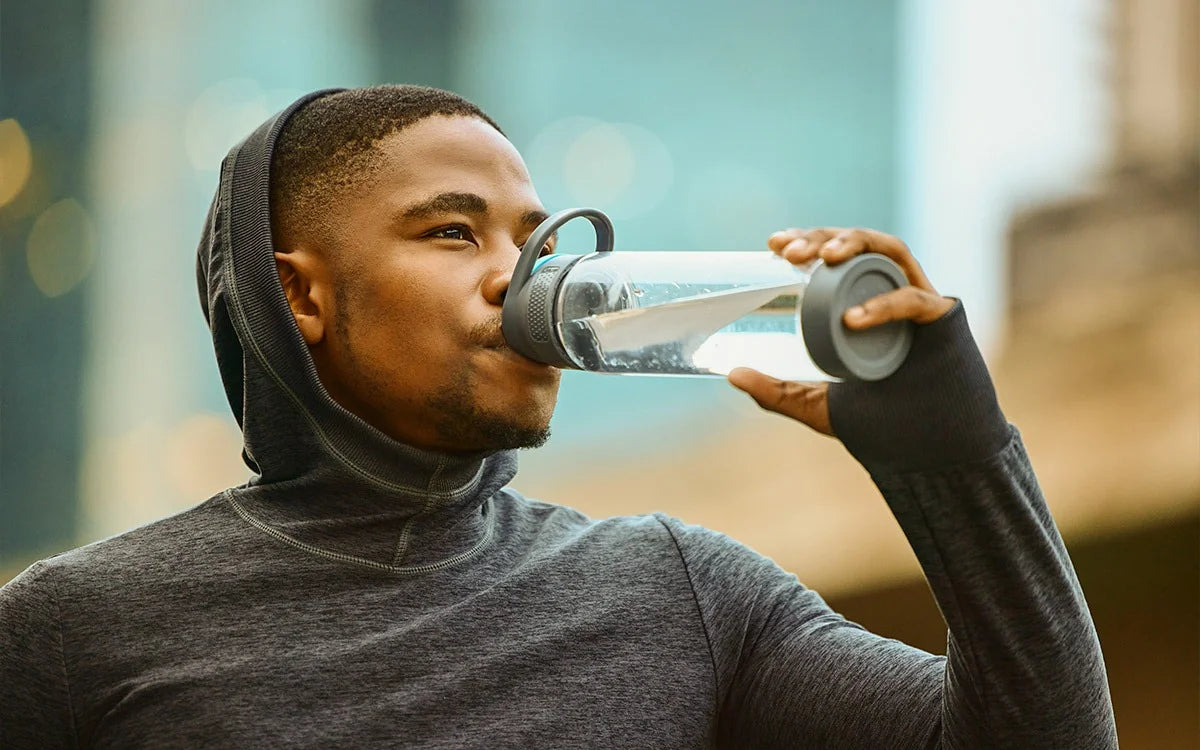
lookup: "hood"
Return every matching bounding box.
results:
[194,89,518,572]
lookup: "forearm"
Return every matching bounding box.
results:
[829,303,1117,747]
[874,431,1115,747]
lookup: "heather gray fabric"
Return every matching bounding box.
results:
[0,91,1117,748]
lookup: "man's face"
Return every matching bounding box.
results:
[305,115,562,453]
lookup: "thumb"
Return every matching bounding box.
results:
[728,367,834,436]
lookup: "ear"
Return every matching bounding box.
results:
[274,248,328,346]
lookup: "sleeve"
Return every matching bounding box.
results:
[0,561,79,749]
[659,301,1118,748]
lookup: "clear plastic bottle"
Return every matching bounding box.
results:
[553,251,825,380]
[502,208,913,382]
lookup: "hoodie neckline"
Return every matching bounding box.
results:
[195,88,519,571]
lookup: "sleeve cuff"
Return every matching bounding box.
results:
[827,300,1011,474]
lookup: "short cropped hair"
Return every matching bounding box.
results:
[269,84,503,250]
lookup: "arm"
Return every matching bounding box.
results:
[0,561,78,749]
[824,303,1114,746]
[708,228,1116,747]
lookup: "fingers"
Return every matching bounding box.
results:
[727,368,834,436]
[768,228,842,266]
[843,285,954,327]
[821,229,934,292]
[767,228,806,252]
[767,227,936,294]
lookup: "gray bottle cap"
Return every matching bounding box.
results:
[800,254,914,381]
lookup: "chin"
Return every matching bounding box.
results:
[457,413,552,452]
[426,378,558,452]
[487,401,556,450]
[487,370,560,422]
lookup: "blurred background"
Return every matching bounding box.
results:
[1,0,1196,745]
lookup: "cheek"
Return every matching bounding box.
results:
[341,260,475,383]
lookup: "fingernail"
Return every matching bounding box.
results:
[847,305,866,321]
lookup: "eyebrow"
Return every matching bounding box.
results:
[399,191,550,231]
[401,191,487,220]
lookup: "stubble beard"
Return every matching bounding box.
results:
[426,366,552,452]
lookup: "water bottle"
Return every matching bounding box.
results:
[502,208,914,381]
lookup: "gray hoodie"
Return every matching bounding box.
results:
[0,90,1117,748]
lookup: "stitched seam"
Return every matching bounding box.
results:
[657,517,721,719]
[43,565,81,748]
[226,491,495,575]
[391,457,448,565]
[217,150,483,499]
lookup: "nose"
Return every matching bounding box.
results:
[482,244,522,306]
[482,268,511,306]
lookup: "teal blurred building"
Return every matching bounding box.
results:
[1,0,1110,560]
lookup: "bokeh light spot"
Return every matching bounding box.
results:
[528,117,674,221]
[26,198,97,297]
[563,123,637,206]
[0,119,34,208]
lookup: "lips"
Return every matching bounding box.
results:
[489,343,556,372]
[472,322,556,372]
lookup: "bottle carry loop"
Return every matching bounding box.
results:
[502,208,614,368]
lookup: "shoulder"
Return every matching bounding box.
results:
[3,494,240,601]
[0,558,59,614]
[496,489,690,564]
[496,491,792,592]
[505,487,678,534]
[652,513,764,561]
[652,514,804,594]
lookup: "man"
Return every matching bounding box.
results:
[0,85,1117,747]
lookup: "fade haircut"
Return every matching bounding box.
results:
[269,84,504,251]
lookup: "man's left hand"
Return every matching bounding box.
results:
[728,227,955,436]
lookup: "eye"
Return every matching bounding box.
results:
[518,233,556,256]
[427,224,475,243]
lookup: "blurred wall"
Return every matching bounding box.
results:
[0,0,93,560]
[3,0,913,546]
[900,0,1113,353]
[4,0,1123,553]
[78,0,373,542]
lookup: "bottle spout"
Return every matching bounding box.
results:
[501,207,614,367]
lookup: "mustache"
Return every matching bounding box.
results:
[468,318,506,349]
